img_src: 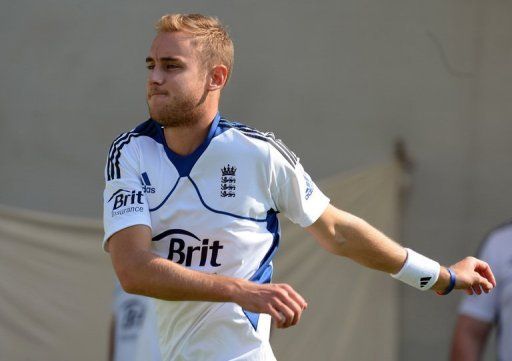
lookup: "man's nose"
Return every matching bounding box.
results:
[148,67,164,85]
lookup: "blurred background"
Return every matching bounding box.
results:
[1,0,511,360]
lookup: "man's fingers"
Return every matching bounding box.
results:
[475,260,497,287]
[267,305,284,328]
[273,299,296,328]
[476,276,493,293]
[465,288,473,296]
[280,284,308,310]
[272,284,305,326]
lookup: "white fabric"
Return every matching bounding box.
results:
[458,222,512,361]
[113,281,162,361]
[0,206,111,361]
[391,248,440,290]
[102,115,329,361]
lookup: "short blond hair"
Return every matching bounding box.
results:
[156,13,234,82]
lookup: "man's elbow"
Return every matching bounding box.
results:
[112,255,148,295]
[117,268,143,294]
[316,233,348,257]
[327,217,364,258]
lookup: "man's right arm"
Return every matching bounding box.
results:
[107,225,307,328]
[450,314,492,361]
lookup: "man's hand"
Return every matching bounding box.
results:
[432,257,496,295]
[451,257,496,295]
[231,280,307,329]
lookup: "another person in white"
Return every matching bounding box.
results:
[110,281,161,361]
[103,13,496,361]
[451,221,512,361]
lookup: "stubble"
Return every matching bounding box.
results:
[148,87,208,128]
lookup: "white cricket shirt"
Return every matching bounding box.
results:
[113,281,162,361]
[103,113,330,361]
[459,222,512,361]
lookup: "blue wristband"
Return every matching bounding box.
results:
[436,268,456,295]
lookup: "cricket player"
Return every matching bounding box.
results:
[451,221,512,361]
[103,13,496,361]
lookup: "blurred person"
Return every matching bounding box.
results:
[451,221,512,361]
[103,13,496,361]
[109,280,161,361]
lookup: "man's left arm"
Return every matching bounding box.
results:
[305,204,496,294]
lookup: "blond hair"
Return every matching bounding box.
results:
[156,13,234,82]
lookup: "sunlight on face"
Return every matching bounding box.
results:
[146,32,209,127]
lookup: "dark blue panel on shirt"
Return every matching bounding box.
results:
[243,210,280,330]
[159,113,222,177]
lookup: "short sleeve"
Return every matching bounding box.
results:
[102,136,151,252]
[458,237,499,322]
[268,140,330,227]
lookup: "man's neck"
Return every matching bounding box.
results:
[162,108,218,156]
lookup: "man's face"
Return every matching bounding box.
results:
[146,32,208,127]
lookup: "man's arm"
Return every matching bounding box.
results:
[305,205,496,294]
[450,315,492,361]
[108,225,307,328]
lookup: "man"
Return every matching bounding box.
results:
[103,13,496,361]
[109,280,161,361]
[451,221,512,361]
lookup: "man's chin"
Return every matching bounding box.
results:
[148,102,201,127]
[150,112,197,128]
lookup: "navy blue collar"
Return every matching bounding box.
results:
[159,113,221,177]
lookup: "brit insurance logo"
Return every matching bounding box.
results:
[153,229,224,267]
[108,189,144,217]
[220,164,236,198]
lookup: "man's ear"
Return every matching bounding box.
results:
[208,65,229,90]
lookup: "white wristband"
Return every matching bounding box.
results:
[391,248,440,290]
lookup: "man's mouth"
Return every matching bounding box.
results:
[149,91,168,97]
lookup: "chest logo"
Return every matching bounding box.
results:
[221,164,237,197]
[152,229,224,267]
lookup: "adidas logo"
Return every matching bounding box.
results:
[420,277,432,288]
[141,172,156,194]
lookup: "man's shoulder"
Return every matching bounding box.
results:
[106,119,162,181]
[218,117,298,167]
[477,220,512,257]
[108,119,163,154]
[110,119,161,145]
[487,221,512,244]
[218,117,271,140]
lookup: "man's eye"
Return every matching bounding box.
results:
[166,64,180,70]
[146,64,155,70]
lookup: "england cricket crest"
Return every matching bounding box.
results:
[220,164,236,197]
